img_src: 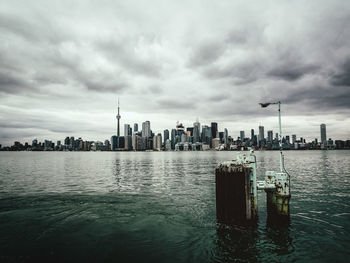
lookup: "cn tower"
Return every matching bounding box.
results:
[116,99,121,136]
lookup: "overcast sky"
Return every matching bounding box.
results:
[0,0,349,146]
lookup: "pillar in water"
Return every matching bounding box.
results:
[215,161,257,225]
[265,171,290,218]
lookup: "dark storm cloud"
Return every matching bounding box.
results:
[0,0,350,145]
[268,64,320,81]
[283,84,350,110]
[330,58,350,86]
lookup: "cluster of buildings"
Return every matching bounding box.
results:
[1,104,349,151]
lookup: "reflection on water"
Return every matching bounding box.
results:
[215,224,259,263]
[0,151,349,262]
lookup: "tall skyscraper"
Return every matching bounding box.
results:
[111,136,117,151]
[164,129,169,144]
[240,131,245,141]
[224,128,228,145]
[211,122,218,138]
[142,121,151,138]
[124,124,130,136]
[251,129,254,140]
[134,123,138,133]
[116,99,121,136]
[320,124,327,144]
[193,120,201,143]
[267,130,273,143]
[171,129,176,149]
[292,134,297,144]
[258,126,265,142]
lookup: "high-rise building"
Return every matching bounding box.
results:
[165,139,171,151]
[286,135,290,144]
[104,140,110,150]
[224,128,228,144]
[240,131,245,141]
[186,127,194,136]
[124,124,130,137]
[70,136,75,149]
[292,134,297,144]
[202,125,212,146]
[258,126,264,142]
[164,129,169,144]
[171,129,176,149]
[193,120,201,143]
[211,122,218,138]
[117,136,125,149]
[125,135,132,150]
[251,129,254,140]
[153,133,162,151]
[320,124,327,144]
[142,121,151,138]
[267,130,273,143]
[111,136,117,151]
[116,99,121,136]
[134,123,138,133]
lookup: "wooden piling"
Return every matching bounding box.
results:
[216,162,257,224]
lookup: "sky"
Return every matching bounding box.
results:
[0,0,350,146]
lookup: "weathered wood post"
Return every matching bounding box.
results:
[216,152,258,224]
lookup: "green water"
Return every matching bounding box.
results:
[0,151,349,262]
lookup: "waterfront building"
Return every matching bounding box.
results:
[125,135,132,150]
[267,130,273,143]
[70,136,75,149]
[176,122,185,137]
[64,137,69,146]
[286,135,290,144]
[320,124,327,145]
[193,121,201,143]
[111,136,117,151]
[240,131,245,141]
[124,124,130,136]
[153,133,162,151]
[134,123,138,133]
[164,129,169,144]
[292,134,297,144]
[117,136,125,149]
[165,139,171,151]
[186,127,194,136]
[181,133,187,143]
[171,129,176,149]
[223,128,228,145]
[211,122,218,138]
[212,138,221,149]
[258,126,264,142]
[142,121,151,138]
[135,136,147,151]
[251,129,254,141]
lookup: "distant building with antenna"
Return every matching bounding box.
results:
[116,99,121,136]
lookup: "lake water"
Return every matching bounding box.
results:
[0,151,349,262]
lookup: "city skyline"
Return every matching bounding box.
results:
[1,1,350,146]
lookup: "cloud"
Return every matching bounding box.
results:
[0,0,350,145]
[330,58,350,86]
[268,64,320,81]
